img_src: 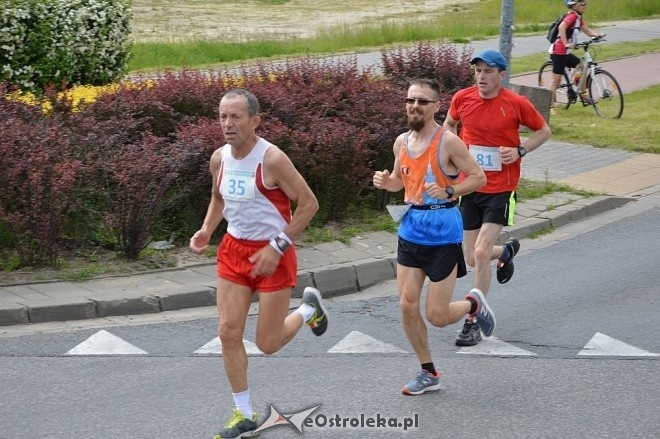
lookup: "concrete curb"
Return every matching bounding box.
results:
[0,194,635,327]
[500,195,634,242]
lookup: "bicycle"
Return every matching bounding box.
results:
[538,37,624,119]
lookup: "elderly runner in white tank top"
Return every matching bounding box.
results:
[190,88,328,439]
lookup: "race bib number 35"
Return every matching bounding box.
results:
[220,169,257,200]
[469,145,502,171]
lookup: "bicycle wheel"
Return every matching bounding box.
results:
[538,61,574,109]
[588,69,624,119]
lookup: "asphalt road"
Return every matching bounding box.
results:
[1,194,658,439]
[320,19,660,72]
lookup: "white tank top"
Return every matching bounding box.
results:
[218,138,291,240]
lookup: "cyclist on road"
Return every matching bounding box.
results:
[444,50,551,347]
[549,0,606,113]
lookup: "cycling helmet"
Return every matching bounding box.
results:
[565,0,579,6]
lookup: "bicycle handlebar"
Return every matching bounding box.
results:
[575,36,606,50]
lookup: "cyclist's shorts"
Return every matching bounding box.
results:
[217,234,297,292]
[551,53,581,74]
[460,191,517,229]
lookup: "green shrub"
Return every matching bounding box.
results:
[0,0,131,94]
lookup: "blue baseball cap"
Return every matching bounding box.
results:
[470,49,507,71]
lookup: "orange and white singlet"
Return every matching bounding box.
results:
[397,127,463,246]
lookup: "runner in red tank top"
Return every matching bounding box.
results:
[444,50,551,346]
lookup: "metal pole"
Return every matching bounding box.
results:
[499,0,514,87]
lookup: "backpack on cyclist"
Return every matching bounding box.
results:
[546,13,568,43]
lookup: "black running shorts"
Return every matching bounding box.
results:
[397,237,467,282]
[460,191,517,229]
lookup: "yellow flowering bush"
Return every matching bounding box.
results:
[5,81,152,112]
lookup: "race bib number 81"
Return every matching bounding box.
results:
[469,145,502,171]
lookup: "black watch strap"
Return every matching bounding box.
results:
[275,237,291,253]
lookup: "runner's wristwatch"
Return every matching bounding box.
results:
[445,186,455,199]
[517,146,527,157]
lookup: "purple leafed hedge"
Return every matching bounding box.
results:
[0,43,474,266]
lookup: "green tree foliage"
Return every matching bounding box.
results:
[0,0,131,93]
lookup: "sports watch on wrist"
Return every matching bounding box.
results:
[275,237,291,253]
[517,146,527,158]
[445,186,455,199]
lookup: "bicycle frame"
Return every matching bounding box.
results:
[574,46,596,96]
[538,37,624,119]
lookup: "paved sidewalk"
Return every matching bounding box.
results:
[351,18,660,71]
[1,24,659,327]
[510,53,660,94]
[2,136,656,327]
